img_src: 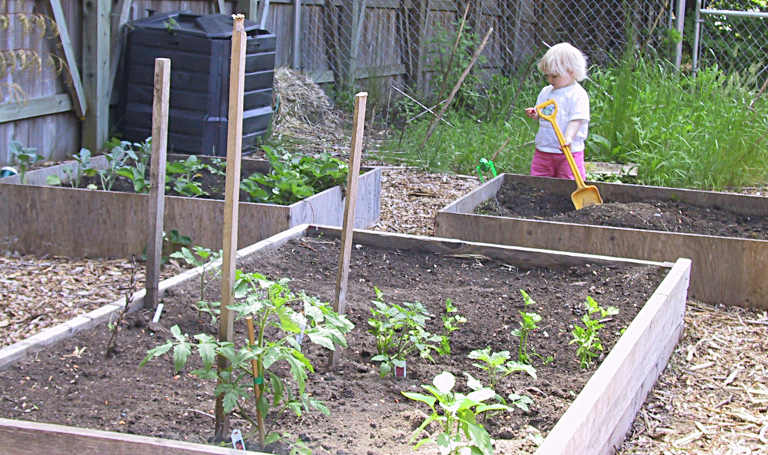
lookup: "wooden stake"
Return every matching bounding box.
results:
[214,14,247,441]
[329,92,367,368]
[145,58,171,309]
[421,28,493,147]
[246,317,266,449]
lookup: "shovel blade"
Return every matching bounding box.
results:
[571,185,603,210]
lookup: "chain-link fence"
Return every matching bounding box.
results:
[693,0,768,86]
[296,0,673,99]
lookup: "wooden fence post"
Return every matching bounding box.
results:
[145,58,171,309]
[81,0,110,153]
[214,14,247,441]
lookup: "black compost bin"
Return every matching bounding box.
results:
[120,11,276,156]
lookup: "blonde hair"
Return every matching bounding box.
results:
[538,43,588,81]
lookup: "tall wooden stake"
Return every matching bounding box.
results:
[329,92,367,368]
[214,14,247,441]
[145,58,171,309]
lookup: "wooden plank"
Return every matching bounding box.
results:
[313,227,669,270]
[331,91,367,366]
[81,0,110,152]
[215,14,247,440]
[0,417,267,454]
[47,0,87,118]
[144,58,171,309]
[534,259,689,455]
[107,0,134,105]
[0,94,73,123]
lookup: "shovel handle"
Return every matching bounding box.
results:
[534,99,588,189]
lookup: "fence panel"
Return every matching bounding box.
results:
[694,0,768,86]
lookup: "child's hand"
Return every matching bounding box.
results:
[525,107,539,120]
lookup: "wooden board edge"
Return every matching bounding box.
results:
[533,259,690,454]
[0,417,268,454]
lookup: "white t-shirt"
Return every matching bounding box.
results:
[535,82,590,154]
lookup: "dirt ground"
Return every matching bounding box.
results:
[0,233,667,455]
[478,181,768,240]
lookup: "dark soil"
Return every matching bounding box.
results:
[477,182,768,240]
[0,235,667,454]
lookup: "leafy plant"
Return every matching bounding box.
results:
[367,287,444,377]
[510,290,541,365]
[98,143,130,191]
[115,138,152,193]
[468,347,537,389]
[438,298,466,355]
[166,155,210,197]
[170,246,222,324]
[240,146,347,205]
[402,371,510,455]
[46,148,98,188]
[8,141,41,184]
[141,271,353,451]
[569,296,619,369]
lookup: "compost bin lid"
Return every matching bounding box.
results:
[130,10,262,38]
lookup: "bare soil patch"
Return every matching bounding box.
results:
[0,235,666,454]
[478,181,768,240]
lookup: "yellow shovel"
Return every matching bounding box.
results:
[535,99,603,210]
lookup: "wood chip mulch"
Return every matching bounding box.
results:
[0,256,183,347]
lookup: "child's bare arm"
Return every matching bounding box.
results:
[562,119,584,147]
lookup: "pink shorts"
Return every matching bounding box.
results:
[530,149,586,180]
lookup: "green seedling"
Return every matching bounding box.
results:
[570,296,619,369]
[438,298,466,355]
[511,290,542,364]
[170,246,222,324]
[99,144,130,191]
[468,347,537,389]
[115,138,152,193]
[402,371,510,455]
[141,271,353,452]
[46,148,98,188]
[240,145,347,205]
[166,155,210,197]
[367,287,444,377]
[8,140,41,184]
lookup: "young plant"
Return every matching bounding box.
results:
[169,246,223,324]
[438,298,466,355]
[46,148,98,188]
[166,155,209,197]
[570,296,619,369]
[510,290,542,364]
[367,287,443,377]
[141,271,353,451]
[402,371,510,455]
[105,256,138,356]
[99,143,129,191]
[8,140,41,184]
[240,145,348,205]
[468,346,537,389]
[115,138,152,193]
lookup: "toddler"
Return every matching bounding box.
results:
[524,43,590,180]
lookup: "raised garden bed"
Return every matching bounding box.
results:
[0,155,380,258]
[435,173,768,309]
[0,225,690,454]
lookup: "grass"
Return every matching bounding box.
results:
[371,53,768,192]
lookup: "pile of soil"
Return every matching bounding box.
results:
[0,235,667,454]
[477,181,767,240]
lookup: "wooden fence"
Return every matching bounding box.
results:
[0,0,658,166]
